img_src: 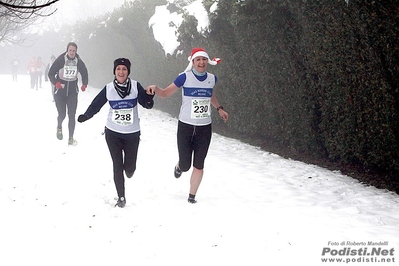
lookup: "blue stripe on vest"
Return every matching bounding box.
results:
[109,98,137,109]
[183,87,212,97]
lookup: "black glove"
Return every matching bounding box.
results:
[78,114,89,123]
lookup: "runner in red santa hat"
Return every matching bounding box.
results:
[147,47,229,204]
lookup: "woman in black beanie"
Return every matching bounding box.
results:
[78,58,154,208]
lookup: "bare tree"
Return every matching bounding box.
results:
[0,0,60,43]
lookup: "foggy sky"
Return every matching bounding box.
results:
[48,0,127,26]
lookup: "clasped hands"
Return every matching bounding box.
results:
[146,85,157,95]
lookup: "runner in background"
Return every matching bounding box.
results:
[27,56,38,89]
[11,56,20,82]
[45,55,56,101]
[48,42,89,146]
[36,56,46,89]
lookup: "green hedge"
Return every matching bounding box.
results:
[54,0,399,191]
[207,0,399,190]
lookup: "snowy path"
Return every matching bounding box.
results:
[0,75,398,266]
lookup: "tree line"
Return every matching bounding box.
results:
[3,0,398,192]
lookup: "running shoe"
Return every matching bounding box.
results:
[188,194,197,204]
[115,197,126,208]
[56,127,63,140]
[68,138,77,146]
[174,165,182,178]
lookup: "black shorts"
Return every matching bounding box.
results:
[177,121,212,171]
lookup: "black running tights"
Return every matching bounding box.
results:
[105,128,140,198]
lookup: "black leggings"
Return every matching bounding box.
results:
[54,89,78,139]
[177,121,212,172]
[105,128,140,198]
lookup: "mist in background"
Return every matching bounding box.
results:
[3,0,399,190]
[0,0,128,77]
[0,0,210,89]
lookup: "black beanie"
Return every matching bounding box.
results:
[113,58,131,75]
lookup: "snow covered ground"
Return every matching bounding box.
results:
[1,74,398,266]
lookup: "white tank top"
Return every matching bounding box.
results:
[179,71,215,126]
[105,79,141,134]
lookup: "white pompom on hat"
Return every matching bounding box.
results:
[184,47,221,72]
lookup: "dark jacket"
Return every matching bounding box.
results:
[48,53,88,95]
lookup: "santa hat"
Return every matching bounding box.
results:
[184,47,221,72]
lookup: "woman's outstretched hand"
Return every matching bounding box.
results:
[146,85,157,95]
